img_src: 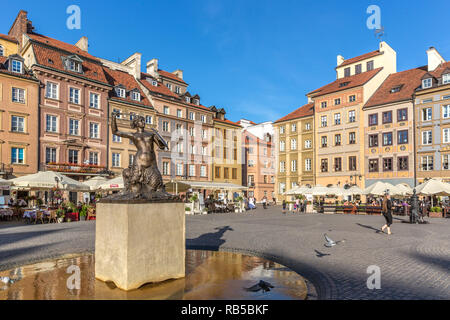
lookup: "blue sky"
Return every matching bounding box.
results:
[2,0,450,123]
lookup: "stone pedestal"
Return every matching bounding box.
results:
[95,201,185,291]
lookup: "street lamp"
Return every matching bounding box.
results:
[349,174,362,186]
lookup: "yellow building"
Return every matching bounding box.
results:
[273,103,315,201]
[210,107,242,186]
[307,42,396,188]
[0,33,19,58]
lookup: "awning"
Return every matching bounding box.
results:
[183,181,248,191]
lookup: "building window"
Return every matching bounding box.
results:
[355,64,362,74]
[291,160,297,172]
[214,166,220,178]
[335,134,341,146]
[185,96,190,103]
[349,132,356,144]
[367,60,374,71]
[166,83,172,90]
[145,115,152,124]
[443,155,450,170]
[321,115,327,127]
[69,88,80,104]
[89,152,99,165]
[369,159,378,172]
[201,165,207,177]
[334,113,341,125]
[397,130,408,144]
[305,140,312,149]
[321,159,328,172]
[421,156,433,171]
[443,105,450,119]
[280,161,285,173]
[11,147,24,164]
[422,108,432,121]
[176,143,182,153]
[383,158,393,171]
[291,139,297,150]
[422,130,432,145]
[382,132,392,146]
[177,109,182,118]
[291,123,297,132]
[163,106,169,115]
[368,114,378,126]
[112,134,121,142]
[45,147,56,164]
[349,156,357,171]
[443,128,450,144]
[305,159,312,171]
[280,126,285,134]
[89,122,99,139]
[0,45,3,56]
[12,87,25,103]
[344,67,350,77]
[189,127,195,137]
[368,134,378,147]
[69,119,79,136]
[398,156,408,171]
[89,93,99,109]
[46,115,57,132]
[305,123,311,130]
[422,78,432,89]
[334,158,342,172]
[279,141,285,152]
[46,82,58,99]
[116,87,125,98]
[189,165,196,177]
[348,110,356,123]
[349,95,356,102]
[397,108,408,121]
[443,74,450,85]
[112,153,120,167]
[131,91,140,101]
[201,115,206,123]
[11,60,23,73]
[321,136,328,148]
[11,116,25,132]
[321,101,327,108]
[162,162,169,175]
[382,111,392,124]
[162,121,169,132]
[69,150,79,164]
[189,112,195,120]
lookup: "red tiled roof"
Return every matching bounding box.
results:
[140,72,180,98]
[32,43,108,84]
[427,61,450,79]
[364,66,428,108]
[274,103,314,123]
[157,69,187,84]
[339,50,382,67]
[102,67,152,108]
[307,67,383,97]
[214,118,241,127]
[0,33,19,43]
[28,33,96,60]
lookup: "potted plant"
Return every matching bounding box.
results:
[185,206,192,214]
[56,208,65,223]
[79,204,90,221]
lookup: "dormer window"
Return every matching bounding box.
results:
[339,82,349,88]
[185,96,191,103]
[152,80,158,87]
[166,83,172,90]
[193,99,200,105]
[0,45,3,56]
[11,60,23,73]
[116,87,126,98]
[175,86,181,94]
[131,90,140,101]
[390,85,403,93]
[443,73,450,85]
[63,55,83,73]
[422,78,432,89]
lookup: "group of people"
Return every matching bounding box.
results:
[281,198,308,214]
[7,198,27,207]
[247,196,270,210]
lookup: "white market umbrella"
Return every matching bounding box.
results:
[395,184,413,196]
[286,185,312,195]
[347,185,364,195]
[414,179,450,196]
[84,176,109,191]
[10,171,89,191]
[98,176,124,190]
[363,181,399,196]
[326,186,349,197]
[0,178,12,186]
[165,180,191,193]
[309,185,330,196]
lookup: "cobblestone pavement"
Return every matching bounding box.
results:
[0,207,449,299]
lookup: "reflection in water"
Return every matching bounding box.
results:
[0,250,307,300]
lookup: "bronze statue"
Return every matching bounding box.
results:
[107,112,178,201]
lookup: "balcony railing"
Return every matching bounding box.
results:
[0,163,13,177]
[41,162,110,175]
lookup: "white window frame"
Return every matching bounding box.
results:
[163,106,170,115]
[46,82,58,99]
[189,164,195,177]
[279,141,285,152]
[45,147,57,164]
[177,109,182,118]
[280,161,285,173]
[305,140,312,149]
[112,134,122,142]
[46,115,57,132]
[11,60,23,73]
[176,163,183,176]
[443,128,450,144]
[305,158,312,171]
[200,165,207,177]
[321,116,327,127]
[443,105,450,119]
[116,87,126,98]
[89,122,99,139]
[69,118,80,136]
[421,155,433,171]
[291,160,297,172]
[443,74,450,85]
[11,115,25,132]
[89,152,99,165]
[422,130,432,145]
[69,87,80,104]
[291,138,297,150]
[422,108,432,121]
[12,87,25,103]
[422,78,432,89]
[112,153,121,167]
[348,110,356,123]
[131,91,140,101]
[11,147,24,164]
[145,115,152,124]
[89,92,100,109]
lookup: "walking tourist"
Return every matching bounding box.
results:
[381,194,393,235]
[282,200,286,214]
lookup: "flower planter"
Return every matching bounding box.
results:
[57,217,64,223]
[429,211,443,218]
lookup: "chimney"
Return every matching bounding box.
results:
[337,55,345,67]
[121,52,142,79]
[75,36,88,52]
[426,47,445,72]
[146,58,158,77]
[173,69,183,80]
[8,10,34,50]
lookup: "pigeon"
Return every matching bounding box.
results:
[0,277,14,285]
[244,280,274,293]
[324,233,345,247]
[314,250,330,257]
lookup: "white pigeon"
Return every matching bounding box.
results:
[324,234,336,247]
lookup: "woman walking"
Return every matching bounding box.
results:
[381,194,393,235]
[282,200,286,214]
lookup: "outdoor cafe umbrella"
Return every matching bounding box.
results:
[84,176,109,191]
[346,185,364,195]
[309,185,330,196]
[98,176,124,190]
[326,186,349,197]
[414,179,450,196]
[165,180,191,194]
[363,181,399,196]
[10,171,89,191]
[0,178,12,186]
[395,184,413,196]
[286,185,312,195]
